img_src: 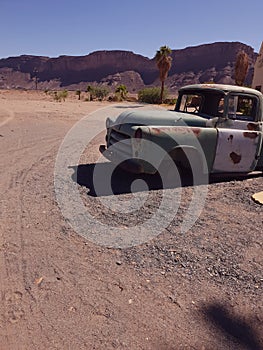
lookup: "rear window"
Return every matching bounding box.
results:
[228,95,257,121]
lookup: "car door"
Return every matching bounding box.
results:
[212,93,262,173]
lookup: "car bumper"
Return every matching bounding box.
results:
[99,144,148,174]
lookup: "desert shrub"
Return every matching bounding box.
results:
[138,87,167,104]
[52,90,68,102]
[52,91,60,101]
[76,90,81,100]
[108,94,121,102]
[87,85,109,101]
[96,87,109,101]
[115,84,128,101]
[60,90,68,101]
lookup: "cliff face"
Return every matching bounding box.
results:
[0,42,258,91]
[163,41,256,91]
[169,42,256,74]
[0,51,156,86]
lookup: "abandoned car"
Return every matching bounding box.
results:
[100,84,263,176]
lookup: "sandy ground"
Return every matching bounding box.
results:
[0,90,262,350]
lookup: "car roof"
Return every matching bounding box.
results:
[179,84,263,97]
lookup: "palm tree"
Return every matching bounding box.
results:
[154,46,172,103]
[235,50,249,86]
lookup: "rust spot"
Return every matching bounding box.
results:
[247,122,258,131]
[152,128,161,134]
[243,132,258,139]
[230,152,241,164]
[228,134,234,142]
[191,127,201,136]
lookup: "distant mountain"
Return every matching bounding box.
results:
[0,42,257,92]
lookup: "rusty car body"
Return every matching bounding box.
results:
[100,84,263,176]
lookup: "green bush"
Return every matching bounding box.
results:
[60,90,68,101]
[52,90,68,102]
[138,87,167,104]
[87,85,109,101]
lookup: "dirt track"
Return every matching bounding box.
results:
[0,90,262,350]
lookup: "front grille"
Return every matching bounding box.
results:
[107,128,132,158]
[108,129,130,145]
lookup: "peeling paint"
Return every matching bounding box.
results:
[230,152,242,164]
[151,126,201,136]
[243,132,258,139]
[247,122,258,131]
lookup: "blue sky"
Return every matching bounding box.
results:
[1,0,263,59]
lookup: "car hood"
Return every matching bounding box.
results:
[113,109,208,128]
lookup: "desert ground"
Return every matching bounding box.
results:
[0,89,262,350]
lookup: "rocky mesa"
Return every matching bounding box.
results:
[0,42,257,92]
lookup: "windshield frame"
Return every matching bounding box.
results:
[175,89,226,119]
